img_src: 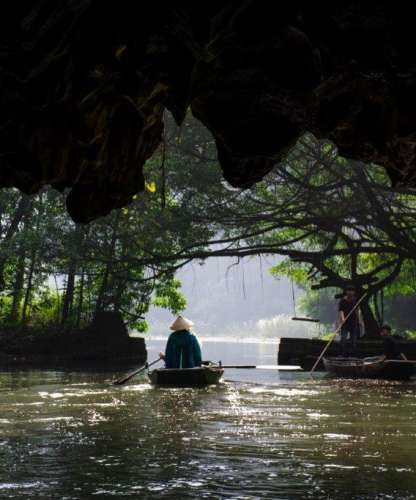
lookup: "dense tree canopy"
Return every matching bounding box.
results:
[1,112,416,337]
[139,116,416,337]
[0,188,188,332]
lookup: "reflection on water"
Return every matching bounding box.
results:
[0,339,416,499]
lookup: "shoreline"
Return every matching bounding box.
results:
[146,335,281,344]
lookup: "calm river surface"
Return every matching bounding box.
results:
[1,338,416,499]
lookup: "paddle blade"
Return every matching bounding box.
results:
[112,358,161,385]
[113,365,146,385]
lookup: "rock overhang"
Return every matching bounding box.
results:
[1,1,416,222]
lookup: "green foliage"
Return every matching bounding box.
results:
[318,332,336,340]
[270,260,309,284]
[0,113,213,334]
[298,288,337,325]
[153,279,187,314]
[25,291,62,328]
[2,111,416,339]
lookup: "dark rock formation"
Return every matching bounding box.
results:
[1,2,416,221]
[0,312,146,365]
[89,311,129,340]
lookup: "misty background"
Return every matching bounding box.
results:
[146,256,326,339]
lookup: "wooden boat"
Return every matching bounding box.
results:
[323,356,416,380]
[148,365,224,387]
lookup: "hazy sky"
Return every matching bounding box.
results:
[147,255,295,334]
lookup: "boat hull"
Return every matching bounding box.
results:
[323,356,416,380]
[149,366,224,387]
[379,362,416,381]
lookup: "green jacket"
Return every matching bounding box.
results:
[165,330,202,368]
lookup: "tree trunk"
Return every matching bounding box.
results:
[95,263,111,318]
[9,250,26,323]
[94,213,120,319]
[76,269,84,329]
[0,195,32,289]
[21,249,36,326]
[360,298,380,339]
[53,274,61,323]
[113,280,126,313]
[61,261,76,326]
[62,225,86,327]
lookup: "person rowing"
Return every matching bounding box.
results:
[159,315,202,369]
[338,284,364,357]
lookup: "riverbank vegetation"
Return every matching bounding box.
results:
[0,187,188,332]
[1,113,416,339]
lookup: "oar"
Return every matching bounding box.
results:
[384,359,416,364]
[113,358,161,385]
[214,364,302,370]
[219,365,256,369]
[310,293,367,375]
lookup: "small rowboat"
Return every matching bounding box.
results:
[148,365,224,387]
[323,356,416,380]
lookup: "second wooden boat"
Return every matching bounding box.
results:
[323,356,416,380]
[148,365,224,387]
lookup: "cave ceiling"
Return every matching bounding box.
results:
[1,1,416,221]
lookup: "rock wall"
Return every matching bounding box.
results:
[1,2,416,222]
[0,312,147,366]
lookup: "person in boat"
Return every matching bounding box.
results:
[159,315,202,369]
[380,324,406,360]
[338,285,362,356]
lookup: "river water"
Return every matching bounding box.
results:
[1,338,416,499]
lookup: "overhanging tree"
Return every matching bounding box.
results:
[122,121,416,337]
[2,113,416,338]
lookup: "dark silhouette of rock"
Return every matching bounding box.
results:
[1,2,416,222]
[0,313,146,365]
[89,311,129,339]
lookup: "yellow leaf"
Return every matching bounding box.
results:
[115,45,127,61]
[145,181,157,193]
[122,207,129,215]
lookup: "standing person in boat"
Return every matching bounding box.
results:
[338,285,362,357]
[380,324,407,360]
[159,316,202,368]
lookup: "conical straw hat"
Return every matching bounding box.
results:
[170,315,194,331]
